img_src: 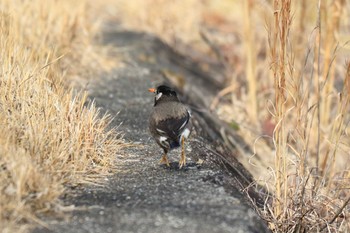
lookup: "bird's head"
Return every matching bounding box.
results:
[148,85,178,106]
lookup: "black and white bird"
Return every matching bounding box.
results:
[148,85,192,168]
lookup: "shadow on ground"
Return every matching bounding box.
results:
[33,28,270,233]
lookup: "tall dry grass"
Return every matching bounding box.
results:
[265,0,350,232]
[0,1,123,232]
[113,0,350,232]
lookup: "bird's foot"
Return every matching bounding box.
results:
[178,151,186,169]
[159,154,170,167]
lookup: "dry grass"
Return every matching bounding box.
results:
[0,0,124,232]
[112,0,350,232]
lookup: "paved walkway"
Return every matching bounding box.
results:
[34,30,270,233]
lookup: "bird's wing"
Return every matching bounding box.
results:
[154,110,190,140]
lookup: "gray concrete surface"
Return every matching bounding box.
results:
[33,30,270,233]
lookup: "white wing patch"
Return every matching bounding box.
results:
[178,119,187,131]
[181,128,190,140]
[179,110,191,131]
[156,128,166,134]
[159,136,168,147]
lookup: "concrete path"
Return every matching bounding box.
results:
[33,30,270,233]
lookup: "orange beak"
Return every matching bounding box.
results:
[148,88,156,93]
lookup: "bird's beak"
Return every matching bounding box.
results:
[148,88,156,93]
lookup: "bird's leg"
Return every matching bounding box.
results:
[159,153,170,167]
[179,137,186,168]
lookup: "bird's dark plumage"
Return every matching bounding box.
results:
[148,85,192,168]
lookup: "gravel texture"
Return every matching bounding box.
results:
[33,29,270,233]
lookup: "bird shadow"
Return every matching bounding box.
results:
[160,161,200,171]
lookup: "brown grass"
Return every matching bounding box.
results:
[270,0,290,218]
[112,0,350,232]
[0,0,124,232]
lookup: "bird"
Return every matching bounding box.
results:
[148,85,192,168]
